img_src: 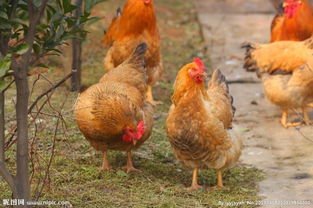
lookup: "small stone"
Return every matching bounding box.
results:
[251,100,258,105]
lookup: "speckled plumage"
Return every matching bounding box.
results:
[75,43,153,154]
[166,65,242,174]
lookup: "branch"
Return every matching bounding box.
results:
[14,0,50,73]
[0,34,10,56]
[0,92,4,162]
[5,71,74,150]
[36,93,68,200]
[2,79,15,93]
[3,72,14,79]
[0,0,18,56]
[5,94,51,151]
[0,161,17,196]
[28,70,75,114]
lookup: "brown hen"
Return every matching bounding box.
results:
[75,43,153,173]
[166,59,242,190]
[102,0,162,105]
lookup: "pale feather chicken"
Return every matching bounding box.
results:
[166,58,242,190]
[75,43,153,173]
[243,36,313,127]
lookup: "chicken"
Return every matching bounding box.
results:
[102,7,121,38]
[242,37,313,127]
[166,58,242,190]
[102,0,163,105]
[75,43,153,173]
[271,0,313,42]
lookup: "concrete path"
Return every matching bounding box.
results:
[196,1,313,207]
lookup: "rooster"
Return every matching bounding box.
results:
[102,0,163,105]
[243,37,313,127]
[166,58,242,190]
[271,0,313,42]
[75,43,154,173]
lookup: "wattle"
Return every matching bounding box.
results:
[285,4,301,18]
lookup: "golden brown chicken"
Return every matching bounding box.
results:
[75,43,153,173]
[102,0,163,105]
[166,58,242,190]
[271,0,313,42]
[243,37,313,127]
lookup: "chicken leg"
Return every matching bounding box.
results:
[307,103,313,108]
[146,85,162,106]
[281,109,302,128]
[187,168,202,191]
[216,169,224,188]
[99,151,112,171]
[207,169,226,191]
[302,107,313,125]
[121,151,142,173]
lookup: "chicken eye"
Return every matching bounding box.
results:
[195,75,203,83]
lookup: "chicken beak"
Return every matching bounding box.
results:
[132,139,137,146]
[144,0,151,4]
[203,72,209,81]
[283,1,301,7]
[282,2,289,7]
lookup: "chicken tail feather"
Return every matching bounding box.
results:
[127,42,148,69]
[223,126,243,169]
[211,69,236,117]
[241,42,258,72]
[116,7,122,17]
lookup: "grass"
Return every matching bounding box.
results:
[0,0,264,207]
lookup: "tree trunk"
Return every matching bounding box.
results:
[71,39,82,91]
[14,69,30,206]
[71,0,83,92]
[0,90,4,162]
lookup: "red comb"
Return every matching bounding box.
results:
[193,57,206,72]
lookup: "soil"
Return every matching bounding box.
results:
[196,0,313,207]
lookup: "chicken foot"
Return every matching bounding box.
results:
[99,151,112,171]
[146,85,162,106]
[187,168,203,191]
[281,110,302,128]
[207,169,226,191]
[121,151,142,173]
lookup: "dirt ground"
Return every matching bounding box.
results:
[196,0,313,207]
